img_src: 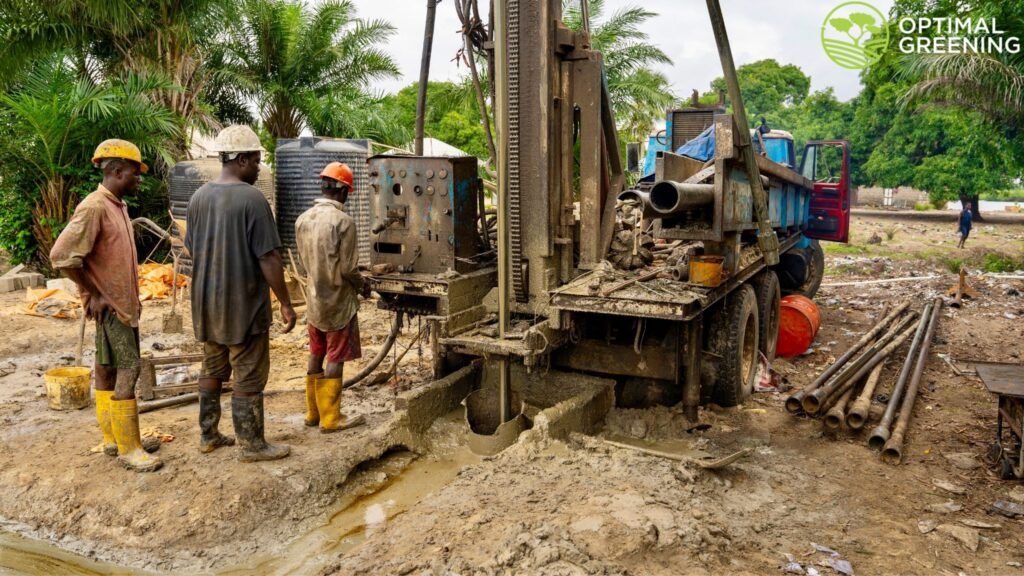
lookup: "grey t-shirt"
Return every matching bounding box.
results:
[185,181,281,345]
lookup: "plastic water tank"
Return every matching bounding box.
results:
[169,157,276,275]
[274,137,370,269]
[169,158,276,223]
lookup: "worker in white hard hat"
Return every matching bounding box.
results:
[51,139,162,472]
[185,124,296,462]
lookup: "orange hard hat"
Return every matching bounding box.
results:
[320,162,354,188]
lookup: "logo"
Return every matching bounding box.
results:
[821,2,889,70]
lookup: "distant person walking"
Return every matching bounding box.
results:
[186,124,296,462]
[295,162,368,433]
[958,202,973,249]
[50,139,162,473]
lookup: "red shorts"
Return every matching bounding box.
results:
[308,318,362,363]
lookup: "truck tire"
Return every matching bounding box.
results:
[796,240,824,299]
[752,270,780,361]
[778,239,825,299]
[708,284,760,407]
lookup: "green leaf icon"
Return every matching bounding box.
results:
[849,12,876,27]
[830,17,853,33]
[865,24,882,34]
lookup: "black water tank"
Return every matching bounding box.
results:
[274,137,370,268]
[169,158,276,222]
[169,158,276,274]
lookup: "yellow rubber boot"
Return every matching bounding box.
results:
[315,377,365,434]
[110,399,163,472]
[92,390,118,456]
[304,374,320,427]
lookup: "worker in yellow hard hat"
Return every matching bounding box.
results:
[294,162,369,433]
[50,138,162,473]
[186,124,295,462]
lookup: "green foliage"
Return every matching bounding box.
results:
[943,257,963,274]
[983,253,1024,273]
[707,59,810,120]
[218,0,400,140]
[563,0,676,143]
[913,201,933,211]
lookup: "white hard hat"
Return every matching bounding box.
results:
[213,125,266,158]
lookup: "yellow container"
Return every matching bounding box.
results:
[44,367,92,410]
[689,256,725,288]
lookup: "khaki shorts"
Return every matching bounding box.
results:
[201,332,270,395]
[95,310,140,369]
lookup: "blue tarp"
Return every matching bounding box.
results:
[674,125,716,162]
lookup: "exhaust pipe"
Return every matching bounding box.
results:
[868,301,934,449]
[649,180,715,215]
[881,298,942,464]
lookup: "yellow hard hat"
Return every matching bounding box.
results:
[92,139,149,173]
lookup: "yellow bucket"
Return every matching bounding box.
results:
[44,367,92,410]
[690,256,725,288]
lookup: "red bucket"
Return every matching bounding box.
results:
[777,295,821,357]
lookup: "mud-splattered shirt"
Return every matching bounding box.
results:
[295,198,364,332]
[186,181,280,345]
[50,185,141,327]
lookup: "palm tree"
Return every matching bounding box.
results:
[217,0,400,141]
[0,0,237,158]
[562,0,676,142]
[0,56,180,265]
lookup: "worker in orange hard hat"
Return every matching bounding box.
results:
[294,162,369,433]
[51,139,162,472]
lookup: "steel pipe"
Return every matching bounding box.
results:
[802,312,917,414]
[649,181,715,215]
[881,298,942,464]
[823,385,856,430]
[785,302,908,413]
[414,0,438,155]
[617,189,658,219]
[844,359,886,429]
[868,301,934,449]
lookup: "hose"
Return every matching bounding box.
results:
[345,312,403,387]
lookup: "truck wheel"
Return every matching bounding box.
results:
[752,270,780,361]
[797,240,824,299]
[708,284,760,407]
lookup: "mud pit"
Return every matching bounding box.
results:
[1,214,1024,575]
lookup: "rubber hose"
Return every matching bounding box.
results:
[345,312,404,387]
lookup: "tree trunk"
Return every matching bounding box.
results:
[959,193,982,221]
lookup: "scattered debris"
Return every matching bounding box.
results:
[21,287,80,319]
[783,554,805,574]
[811,543,840,557]
[991,500,1024,518]
[918,519,937,534]
[926,501,963,514]
[138,263,188,301]
[943,452,981,471]
[827,558,854,575]
[1007,485,1024,503]
[936,524,980,552]
[932,478,967,495]
[959,519,1000,530]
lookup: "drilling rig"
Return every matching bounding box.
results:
[367,0,851,440]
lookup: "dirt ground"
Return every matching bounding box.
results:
[1,214,1024,575]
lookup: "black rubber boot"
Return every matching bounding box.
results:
[199,390,235,453]
[231,394,290,463]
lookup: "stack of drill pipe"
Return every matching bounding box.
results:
[785,302,910,414]
[867,300,936,449]
[800,311,919,415]
[847,303,932,430]
[879,298,943,464]
[823,360,884,430]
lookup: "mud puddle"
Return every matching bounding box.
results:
[221,444,480,575]
[0,530,142,576]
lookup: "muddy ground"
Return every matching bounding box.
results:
[1,214,1023,575]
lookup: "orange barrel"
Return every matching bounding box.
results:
[689,256,724,288]
[777,295,821,357]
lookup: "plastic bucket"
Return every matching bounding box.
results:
[690,256,724,288]
[44,367,92,410]
[777,295,821,357]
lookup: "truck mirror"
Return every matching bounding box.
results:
[626,143,641,173]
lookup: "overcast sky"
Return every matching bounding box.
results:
[356,0,895,102]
